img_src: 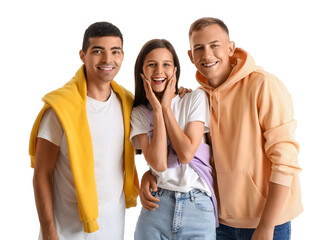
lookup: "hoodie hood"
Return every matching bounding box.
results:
[196,48,261,92]
[196,48,262,131]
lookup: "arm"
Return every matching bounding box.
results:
[139,75,167,172]
[137,109,167,171]
[253,76,301,239]
[33,138,59,240]
[162,108,204,164]
[251,182,289,240]
[161,77,206,164]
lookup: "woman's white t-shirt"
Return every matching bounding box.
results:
[130,89,211,195]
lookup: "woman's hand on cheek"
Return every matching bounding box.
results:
[141,74,162,112]
[161,73,176,109]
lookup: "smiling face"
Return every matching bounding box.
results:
[79,36,124,85]
[142,48,175,95]
[188,24,235,88]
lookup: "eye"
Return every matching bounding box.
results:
[211,44,219,48]
[148,63,156,67]
[92,49,102,54]
[194,47,203,51]
[112,50,121,55]
[163,63,171,67]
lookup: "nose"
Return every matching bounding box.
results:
[101,52,112,63]
[154,64,163,75]
[202,46,213,60]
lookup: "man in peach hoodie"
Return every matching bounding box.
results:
[140,17,302,240]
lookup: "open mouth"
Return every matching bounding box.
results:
[152,77,166,84]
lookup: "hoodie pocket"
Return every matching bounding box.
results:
[217,172,266,219]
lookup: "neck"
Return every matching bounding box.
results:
[87,81,112,101]
[208,64,233,88]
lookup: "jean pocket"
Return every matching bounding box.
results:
[194,194,214,212]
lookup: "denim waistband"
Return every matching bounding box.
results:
[153,187,209,200]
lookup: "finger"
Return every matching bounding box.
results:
[140,191,159,210]
[177,87,184,94]
[177,87,192,97]
[140,73,146,81]
[144,190,160,203]
[166,74,176,91]
[140,196,159,211]
[139,196,150,211]
[149,176,158,192]
[142,75,152,94]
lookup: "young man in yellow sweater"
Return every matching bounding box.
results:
[140,17,302,240]
[30,22,139,240]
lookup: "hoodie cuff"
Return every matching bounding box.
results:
[83,219,99,233]
[270,171,293,187]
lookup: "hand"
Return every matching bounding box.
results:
[177,87,192,98]
[141,74,162,111]
[251,223,274,240]
[139,170,160,211]
[161,72,177,109]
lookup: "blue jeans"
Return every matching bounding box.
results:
[134,188,216,240]
[216,222,291,240]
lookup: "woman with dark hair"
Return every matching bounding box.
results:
[130,39,217,239]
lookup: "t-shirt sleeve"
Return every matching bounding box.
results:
[130,107,150,149]
[187,89,210,133]
[37,108,64,146]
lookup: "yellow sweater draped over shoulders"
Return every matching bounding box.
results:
[29,66,139,233]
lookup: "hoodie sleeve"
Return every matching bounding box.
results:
[257,73,301,187]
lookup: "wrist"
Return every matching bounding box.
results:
[161,104,171,113]
[257,218,275,231]
[152,105,163,114]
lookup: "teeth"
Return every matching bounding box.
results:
[153,78,165,82]
[99,66,114,71]
[203,62,217,67]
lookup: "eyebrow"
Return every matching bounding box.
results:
[193,40,220,48]
[145,60,173,63]
[91,46,122,50]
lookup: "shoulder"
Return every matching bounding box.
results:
[250,70,290,95]
[111,81,134,102]
[178,88,206,101]
[186,88,208,102]
[120,85,134,102]
[131,105,151,121]
[249,68,279,85]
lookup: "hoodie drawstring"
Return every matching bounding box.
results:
[217,90,220,132]
[209,89,221,133]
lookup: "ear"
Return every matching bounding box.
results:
[228,41,235,57]
[188,50,194,64]
[79,50,85,64]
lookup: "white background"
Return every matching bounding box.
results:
[0,0,325,239]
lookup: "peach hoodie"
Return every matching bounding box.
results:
[197,48,303,228]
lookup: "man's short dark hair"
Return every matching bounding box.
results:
[82,22,123,52]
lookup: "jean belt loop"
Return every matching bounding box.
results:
[190,190,194,202]
[158,187,164,197]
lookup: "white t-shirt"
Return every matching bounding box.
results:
[130,89,211,195]
[37,89,125,240]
